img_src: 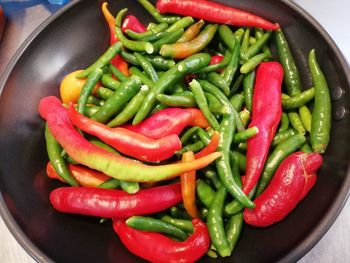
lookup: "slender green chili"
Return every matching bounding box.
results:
[134,52,159,82]
[288,111,306,135]
[138,0,181,24]
[196,179,216,208]
[156,91,196,108]
[282,88,315,110]
[299,105,312,133]
[207,72,230,96]
[101,74,120,90]
[243,70,256,112]
[226,213,243,252]
[278,112,290,132]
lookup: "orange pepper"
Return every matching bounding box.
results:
[180,151,199,218]
[194,131,220,159]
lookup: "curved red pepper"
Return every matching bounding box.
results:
[243,62,284,194]
[50,183,182,218]
[67,105,181,163]
[39,96,221,183]
[194,131,220,159]
[101,2,129,76]
[122,108,209,140]
[156,0,279,30]
[244,152,323,227]
[122,15,147,33]
[113,218,210,263]
[46,161,110,187]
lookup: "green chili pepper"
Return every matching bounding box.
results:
[138,0,181,24]
[299,105,312,133]
[275,28,302,96]
[176,140,205,155]
[229,74,244,96]
[255,134,306,196]
[196,128,211,145]
[249,36,257,45]
[241,31,271,61]
[128,66,154,88]
[229,152,242,187]
[76,42,122,79]
[226,213,243,252]
[243,70,256,112]
[222,39,240,87]
[207,72,230,96]
[115,25,154,54]
[109,64,128,82]
[230,151,246,173]
[282,88,315,110]
[229,93,245,112]
[150,103,168,115]
[45,124,78,186]
[205,92,224,114]
[160,215,194,233]
[120,181,140,194]
[87,95,104,106]
[156,91,196,108]
[300,142,313,153]
[97,178,120,189]
[233,126,259,143]
[120,51,139,66]
[218,25,237,51]
[91,76,142,123]
[77,68,103,115]
[166,16,194,33]
[189,79,220,130]
[208,187,231,257]
[240,53,270,74]
[134,52,159,82]
[126,216,188,240]
[101,74,120,90]
[255,28,272,58]
[272,129,297,147]
[240,28,250,55]
[85,105,100,118]
[170,206,191,220]
[309,49,331,153]
[239,109,250,128]
[146,55,176,70]
[133,53,211,124]
[198,50,232,73]
[196,179,216,208]
[180,126,199,144]
[152,29,185,53]
[201,167,222,190]
[278,112,290,132]
[288,111,306,135]
[107,85,149,127]
[126,29,168,42]
[97,87,114,100]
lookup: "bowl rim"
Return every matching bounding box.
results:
[0,0,349,262]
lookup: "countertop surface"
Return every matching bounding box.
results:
[0,0,349,262]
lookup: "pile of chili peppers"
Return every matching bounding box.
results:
[40,0,331,261]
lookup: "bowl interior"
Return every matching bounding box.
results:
[0,0,349,262]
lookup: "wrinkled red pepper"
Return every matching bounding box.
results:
[122,15,147,33]
[50,183,182,218]
[243,62,284,194]
[39,96,221,183]
[122,108,209,140]
[113,218,210,263]
[46,161,110,187]
[156,0,279,30]
[244,152,323,227]
[68,105,181,163]
[101,2,129,76]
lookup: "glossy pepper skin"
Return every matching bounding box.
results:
[122,107,209,140]
[50,183,182,218]
[39,96,221,182]
[156,0,279,30]
[67,105,181,163]
[121,15,147,33]
[113,218,210,263]
[243,62,284,194]
[244,152,323,227]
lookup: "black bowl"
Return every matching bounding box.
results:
[1,0,349,262]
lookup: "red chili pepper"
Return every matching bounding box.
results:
[210,55,224,65]
[39,96,221,183]
[46,161,110,187]
[194,131,220,159]
[113,218,210,263]
[101,3,129,77]
[67,104,181,163]
[122,15,147,33]
[122,108,209,140]
[243,62,284,194]
[244,152,323,227]
[50,183,182,218]
[156,0,279,30]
